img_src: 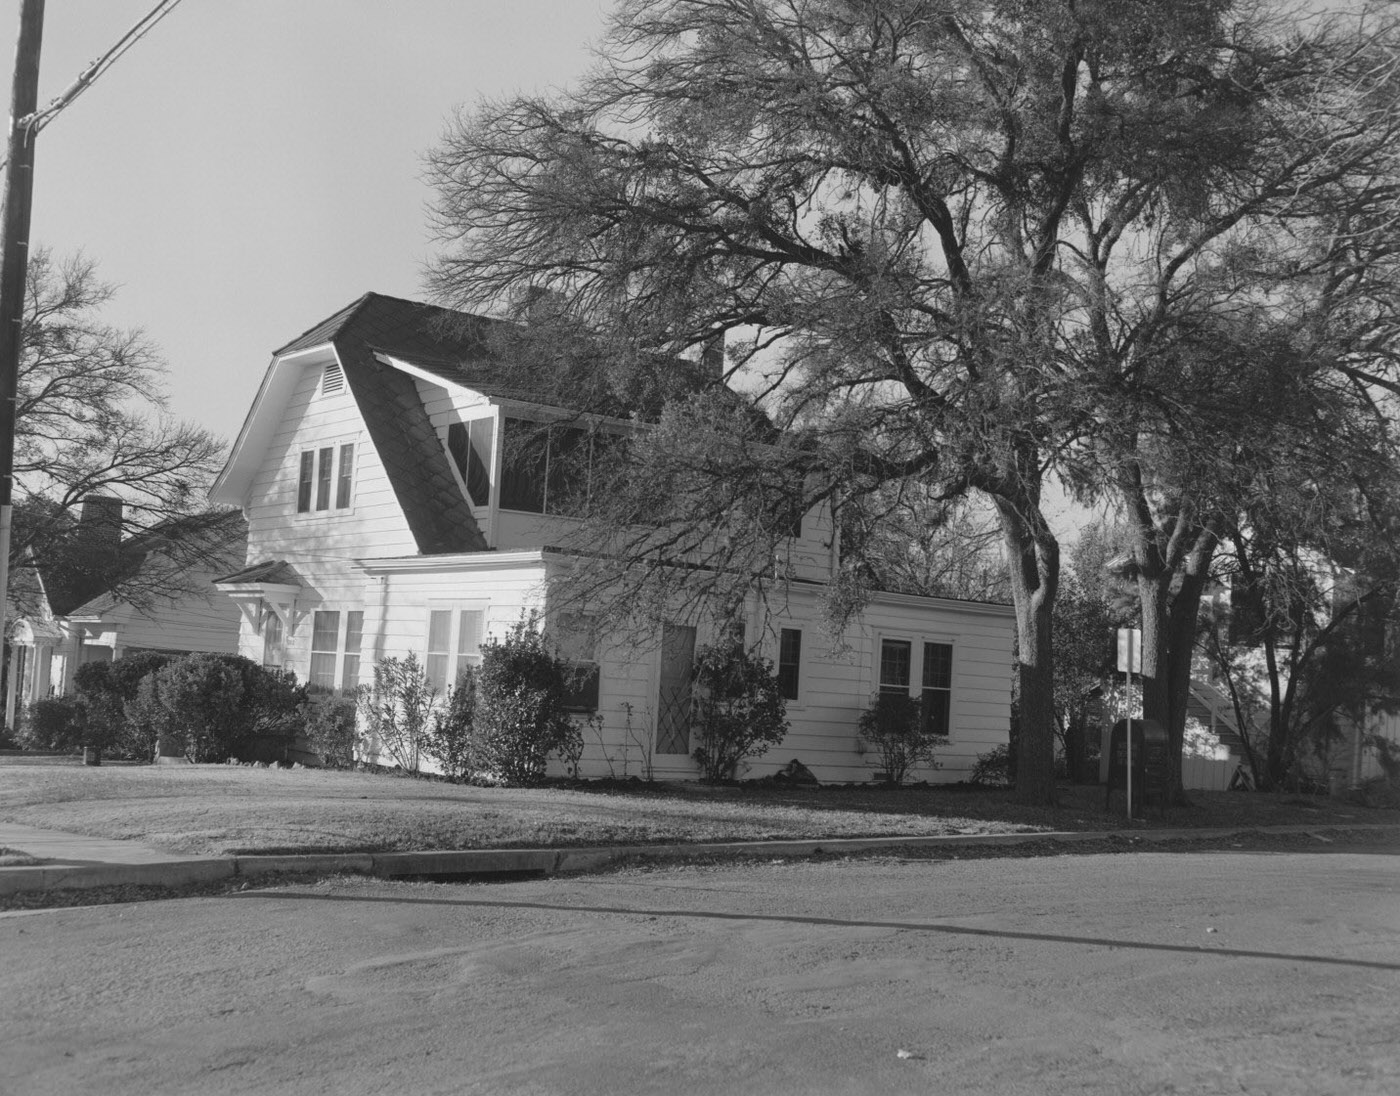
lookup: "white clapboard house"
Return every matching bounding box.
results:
[209,293,1013,782]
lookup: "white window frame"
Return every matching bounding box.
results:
[873,631,958,742]
[774,625,807,708]
[551,611,602,713]
[295,439,358,516]
[424,602,489,692]
[308,610,341,689]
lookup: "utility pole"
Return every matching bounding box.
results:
[0,0,45,723]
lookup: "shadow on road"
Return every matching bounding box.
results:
[239,889,1400,973]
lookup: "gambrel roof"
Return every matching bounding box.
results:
[214,292,738,555]
[275,293,496,554]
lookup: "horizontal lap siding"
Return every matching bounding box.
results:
[245,363,417,566]
[239,364,417,679]
[370,565,549,663]
[116,590,242,657]
[571,588,1014,785]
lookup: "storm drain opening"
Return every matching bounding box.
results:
[387,869,551,884]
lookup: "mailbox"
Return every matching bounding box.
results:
[1104,718,1169,817]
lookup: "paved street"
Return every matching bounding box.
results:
[4,844,1398,1095]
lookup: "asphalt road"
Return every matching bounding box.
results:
[4,843,1398,1096]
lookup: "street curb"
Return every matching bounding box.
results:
[3,823,1396,898]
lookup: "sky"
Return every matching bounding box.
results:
[2,0,610,446]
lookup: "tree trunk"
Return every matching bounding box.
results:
[1136,530,1216,804]
[993,496,1060,806]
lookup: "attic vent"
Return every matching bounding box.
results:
[321,363,345,396]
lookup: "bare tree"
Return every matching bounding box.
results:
[7,250,230,611]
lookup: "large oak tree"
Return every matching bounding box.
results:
[428,0,1400,803]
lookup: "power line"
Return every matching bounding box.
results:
[4,0,186,158]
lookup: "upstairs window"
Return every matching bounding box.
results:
[296,452,314,513]
[447,418,494,509]
[296,443,354,513]
[499,417,621,516]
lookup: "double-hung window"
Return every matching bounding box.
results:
[878,637,954,737]
[426,607,486,692]
[308,610,366,691]
[554,613,601,712]
[296,443,355,513]
[341,611,364,690]
[309,611,340,688]
[920,642,953,738]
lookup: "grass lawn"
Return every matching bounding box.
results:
[1,756,1396,857]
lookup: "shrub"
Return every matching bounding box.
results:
[424,669,482,781]
[75,651,176,759]
[474,618,579,785]
[970,743,1014,787]
[690,640,788,782]
[857,692,943,785]
[126,674,181,760]
[358,653,438,772]
[302,692,361,768]
[140,654,305,763]
[18,697,86,752]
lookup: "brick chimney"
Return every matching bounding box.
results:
[701,333,725,378]
[76,495,124,553]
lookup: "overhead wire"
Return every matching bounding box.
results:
[3,0,187,162]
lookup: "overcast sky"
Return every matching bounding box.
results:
[2,0,608,446]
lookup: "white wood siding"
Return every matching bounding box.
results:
[572,584,1013,784]
[243,360,417,566]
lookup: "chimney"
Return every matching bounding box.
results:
[76,495,124,554]
[701,333,725,378]
[514,285,567,326]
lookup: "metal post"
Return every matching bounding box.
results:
[1126,628,1134,822]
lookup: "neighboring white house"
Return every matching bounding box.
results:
[209,293,1014,782]
[3,499,246,729]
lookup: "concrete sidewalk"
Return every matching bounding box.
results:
[3,818,1394,900]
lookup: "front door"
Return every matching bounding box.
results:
[655,624,696,755]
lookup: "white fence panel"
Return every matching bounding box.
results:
[1182,756,1233,791]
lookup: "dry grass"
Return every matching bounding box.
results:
[1,757,1395,857]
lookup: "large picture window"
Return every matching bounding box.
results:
[498,417,621,516]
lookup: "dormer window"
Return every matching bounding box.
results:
[446,418,493,508]
[297,442,354,513]
[320,363,345,396]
